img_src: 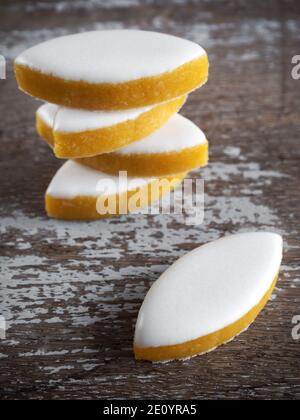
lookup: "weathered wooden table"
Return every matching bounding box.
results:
[0,0,299,400]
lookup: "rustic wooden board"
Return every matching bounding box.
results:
[0,0,299,400]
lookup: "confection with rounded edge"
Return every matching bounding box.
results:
[46,161,186,220]
[134,232,283,362]
[36,96,186,158]
[77,114,209,176]
[15,30,209,110]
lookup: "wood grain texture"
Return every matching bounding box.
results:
[0,0,299,400]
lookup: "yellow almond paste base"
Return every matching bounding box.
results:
[36,96,186,159]
[37,117,53,146]
[16,56,208,110]
[46,173,186,221]
[134,275,278,362]
[77,143,209,177]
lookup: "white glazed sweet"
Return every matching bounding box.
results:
[37,102,161,133]
[15,30,206,84]
[46,161,156,199]
[37,105,206,155]
[116,114,206,155]
[135,232,283,349]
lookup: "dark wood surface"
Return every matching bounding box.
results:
[0,0,299,400]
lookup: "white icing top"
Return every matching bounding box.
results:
[116,114,206,155]
[37,103,58,128]
[37,102,160,133]
[135,232,283,348]
[15,30,206,84]
[47,161,155,199]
